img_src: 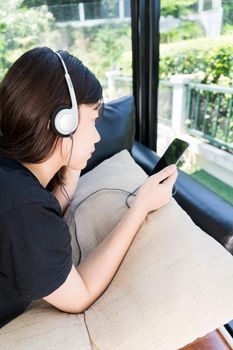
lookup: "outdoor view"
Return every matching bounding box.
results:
[0,0,132,100]
[158,0,233,205]
[0,0,232,203]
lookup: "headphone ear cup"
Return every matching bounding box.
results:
[50,104,71,137]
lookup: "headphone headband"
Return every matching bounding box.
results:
[50,51,79,137]
[55,52,68,75]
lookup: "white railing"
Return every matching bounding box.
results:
[105,71,233,187]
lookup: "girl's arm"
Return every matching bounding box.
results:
[42,166,177,314]
[52,168,81,216]
[43,199,147,313]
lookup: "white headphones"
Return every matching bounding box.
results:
[50,51,79,138]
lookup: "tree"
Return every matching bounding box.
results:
[222,0,233,26]
[0,0,55,80]
[161,0,197,17]
[69,23,132,83]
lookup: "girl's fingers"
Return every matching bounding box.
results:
[153,164,177,183]
[162,169,178,186]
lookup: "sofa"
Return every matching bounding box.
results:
[1,95,233,349]
[84,95,233,254]
[83,94,233,337]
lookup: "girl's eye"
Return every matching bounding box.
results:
[93,101,104,120]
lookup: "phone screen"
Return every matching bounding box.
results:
[149,138,189,176]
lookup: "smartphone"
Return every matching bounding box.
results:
[149,138,189,180]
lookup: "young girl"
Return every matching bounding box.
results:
[0,47,177,328]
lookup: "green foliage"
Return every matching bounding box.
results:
[186,88,233,150]
[2,0,233,93]
[160,35,233,86]
[222,0,233,27]
[160,0,204,44]
[0,0,131,85]
[69,23,132,83]
[0,0,55,80]
[161,0,197,17]
[21,0,80,5]
[160,20,204,43]
[222,24,233,35]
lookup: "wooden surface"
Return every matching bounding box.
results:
[179,329,232,350]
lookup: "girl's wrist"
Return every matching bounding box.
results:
[130,196,148,218]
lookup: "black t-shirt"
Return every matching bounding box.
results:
[0,153,73,329]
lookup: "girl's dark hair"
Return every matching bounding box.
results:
[0,46,102,192]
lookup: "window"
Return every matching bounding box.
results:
[0,0,132,102]
[158,0,233,204]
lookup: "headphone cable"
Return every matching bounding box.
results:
[57,139,178,266]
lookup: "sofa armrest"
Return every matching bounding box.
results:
[131,140,233,254]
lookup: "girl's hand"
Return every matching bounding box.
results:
[133,164,178,215]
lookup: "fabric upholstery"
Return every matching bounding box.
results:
[0,299,92,349]
[131,140,233,253]
[1,149,233,350]
[67,149,233,350]
[81,95,135,176]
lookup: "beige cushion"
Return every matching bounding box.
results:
[0,299,92,349]
[67,149,233,350]
[1,149,233,350]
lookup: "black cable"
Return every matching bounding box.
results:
[58,138,178,266]
[57,134,83,265]
[70,182,177,265]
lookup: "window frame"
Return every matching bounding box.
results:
[130,0,160,152]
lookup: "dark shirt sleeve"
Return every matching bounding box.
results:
[1,200,73,301]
